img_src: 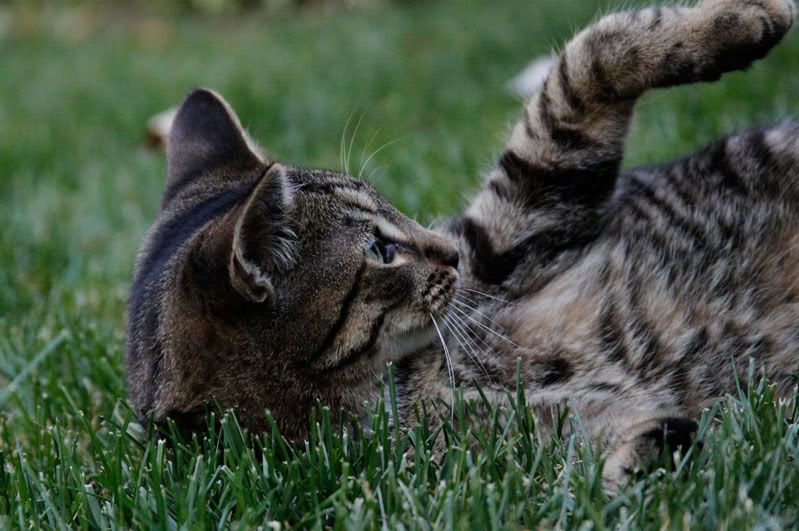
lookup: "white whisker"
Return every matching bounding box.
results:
[358,136,405,178]
[461,287,510,304]
[430,314,456,419]
[443,316,489,377]
[448,311,493,355]
[339,107,357,173]
[346,106,368,175]
[366,164,387,183]
[451,299,517,342]
[357,128,381,177]
[450,304,521,349]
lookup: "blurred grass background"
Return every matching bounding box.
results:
[1,0,798,527]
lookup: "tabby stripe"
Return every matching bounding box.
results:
[628,177,710,249]
[453,215,598,285]
[538,88,596,150]
[129,178,260,409]
[557,53,586,114]
[306,261,367,364]
[666,168,699,208]
[625,201,691,267]
[668,365,692,409]
[657,42,698,89]
[589,52,619,101]
[632,322,662,377]
[746,130,784,198]
[297,182,367,196]
[708,142,752,198]
[487,179,513,203]
[498,150,619,208]
[598,299,630,366]
[653,331,707,400]
[668,169,745,248]
[625,282,664,375]
[453,216,520,285]
[538,355,575,387]
[523,107,538,140]
[325,311,388,372]
[682,328,708,360]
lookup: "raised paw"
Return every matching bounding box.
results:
[694,0,795,76]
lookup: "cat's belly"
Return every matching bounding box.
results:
[415,243,791,423]
[486,237,799,414]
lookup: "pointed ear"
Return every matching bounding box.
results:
[229,164,297,303]
[166,88,264,198]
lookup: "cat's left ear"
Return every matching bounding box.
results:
[166,88,265,200]
[229,164,297,304]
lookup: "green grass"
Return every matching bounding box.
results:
[1,0,799,527]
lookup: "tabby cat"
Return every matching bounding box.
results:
[127,0,799,485]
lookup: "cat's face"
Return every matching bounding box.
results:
[258,165,460,372]
[126,89,458,435]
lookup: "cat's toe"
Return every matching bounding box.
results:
[601,416,699,490]
[639,416,699,455]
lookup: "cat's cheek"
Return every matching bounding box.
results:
[378,316,438,361]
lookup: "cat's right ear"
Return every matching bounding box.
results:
[229,164,297,303]
[166,88,264,201]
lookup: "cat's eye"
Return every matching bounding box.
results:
[368,238,398,264]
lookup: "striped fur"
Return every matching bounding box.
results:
[127,0,799,486]
[398,0,799,486]
[126,89,459,441]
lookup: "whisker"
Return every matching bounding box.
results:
[430,313,455,396]
[366,164,387,183]
[346,106,368,175]
[441,318,473,366]
[358,136,405,178]
[454,292,485,312]
[455,290,491,308]
[448,313,498,384]
[450,304,521,349]
[339,107,357,173]
[448,311,493,355]
[451,299,516,341]
[358,128,381,177]
[448,311,491,352]
[461,287,510,304]
[443,316,489,377]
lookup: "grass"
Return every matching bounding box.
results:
[1,0,798,527]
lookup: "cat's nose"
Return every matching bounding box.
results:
[425,245,459,269]
[442,249,459,269]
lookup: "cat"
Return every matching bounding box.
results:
[126,0,799,485]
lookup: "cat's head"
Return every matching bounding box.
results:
[126,89,459,438]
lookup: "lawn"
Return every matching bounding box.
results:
[1,0,799,528]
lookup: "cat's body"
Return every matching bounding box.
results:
[127,0,798,484]
[402,124,799,479]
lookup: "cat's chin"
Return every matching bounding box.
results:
[379,324,438,363]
